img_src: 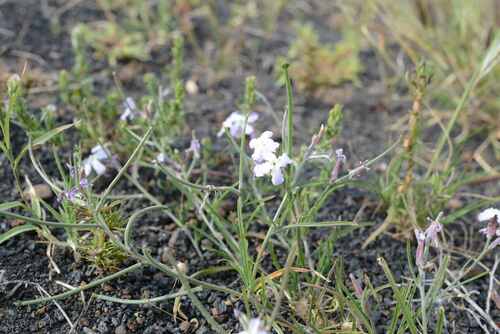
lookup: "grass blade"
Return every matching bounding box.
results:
[0,224,37,244]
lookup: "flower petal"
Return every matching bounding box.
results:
[248,112,259,123]
[477,207,500,222]
[276,153,293,168]
[90,158,106,175]
[271,166,285,185]
[83,160,92,177]
[254,162,273,177]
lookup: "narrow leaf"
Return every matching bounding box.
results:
[0,224,37,244]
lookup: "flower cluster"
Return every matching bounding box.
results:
[59,178,90,204]
[249,131,293,185]
[218,111,259,138]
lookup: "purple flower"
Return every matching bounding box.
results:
[186,137,201,159]
[415,229,426,267]
[120,97,137,121]
[425,219,443,247]
[330,148,346,182]
[79,178,90,189]
[217,111,259,138]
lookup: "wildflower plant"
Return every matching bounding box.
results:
[2,57,497,334]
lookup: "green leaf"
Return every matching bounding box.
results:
[14,121,80,168]
[31,121,79,147]
[435,306,446,334]
[278,221,368,230]
[0,224,37,244]
[0,201,23,211]
[378,257,418,334]
[441,197,500,224]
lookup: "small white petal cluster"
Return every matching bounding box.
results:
[250,131,293,186]
[238,318,268,334]
[83,145,109,176]
[218,111,258,138]
[477,208,500,222]
[154,153,168,164]
[120,97,138,121]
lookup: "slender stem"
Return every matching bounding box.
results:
[97,127,152,210]
[0,210,98,229]
[283,63,294,158]
[93,286,202,304]
[427,73,478,176]
[17,263,144,305]
[147,250,225,333]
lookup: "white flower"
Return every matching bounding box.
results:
[254,153,293,185]
[238,318,268,334]
[217,111,258,138]
[249,131,280,163]
[154,153,167,164]
[120,97,137,121]
[83,145,109,176]
[477,208,500,222]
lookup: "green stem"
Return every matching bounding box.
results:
[427,73,478,176]
[97,127,152,210]
[94,286,202,304]
[17,263,144,305]
[283,63,294,158]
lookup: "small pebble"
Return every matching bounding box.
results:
[83,327,97,334]
[115,324,127,334]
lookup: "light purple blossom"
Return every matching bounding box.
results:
[253,153,293,185]
[120,97,138,121]
[186,137,201,159]
[79,178,90,189]
[238,318,268,334]
[415,229,426,267]
[217,111,259,138]
[425,219,443,247]
[330,148,346,182]
[83,145,109,176]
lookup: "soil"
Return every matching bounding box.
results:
[0,1,498,334]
